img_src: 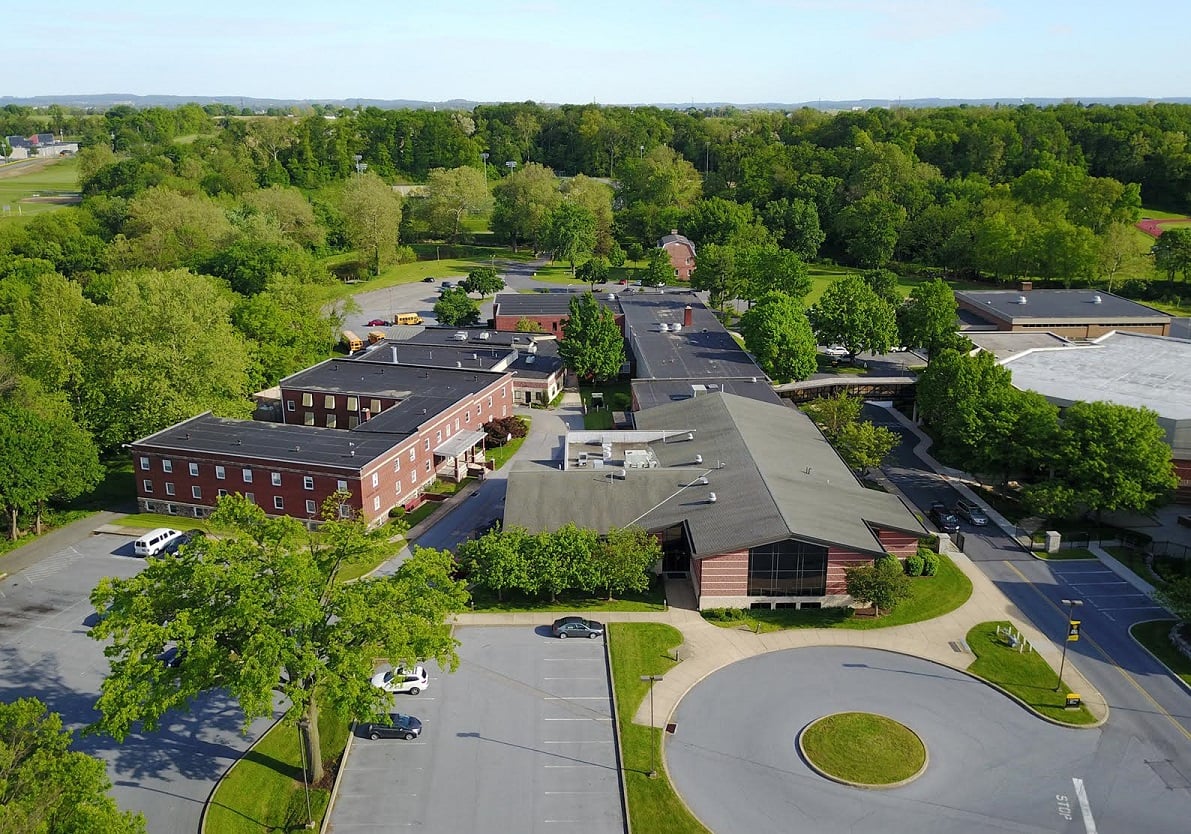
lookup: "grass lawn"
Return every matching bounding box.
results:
[965,621,1098,725]
[319,244,536,301]
[1139,207,1191,220]
[1033,548,1098,560]
[0,157,80,222]
[398,501,440,529]
[485,431,529,470]
[704,553,972,633]
[584,410,615,430]
[468,579,666,613]
[203,705,351,834]
[580,383,631,430]
[1129,620,1191,687]
[609,623,711,834]
[800,712,925,785]
[425,477,474,496]
[115,512,228,534]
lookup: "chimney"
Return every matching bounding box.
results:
[361,407,371,422]
[684,305,693,327]
[1019,280,1033,292]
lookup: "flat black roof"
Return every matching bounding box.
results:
[632,378,782,410]
[346,339,562,380]
[955,289,1170,325]
[493,291,623,317]
[621,293,768,381]
[132,413,396,470]
[281,359,499,399]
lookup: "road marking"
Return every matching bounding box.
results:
[1098,606,1167,612]
[543,791,609,795]
[1073,778,1097,834]
[1004,561,1191,743]
[544,658,601,662]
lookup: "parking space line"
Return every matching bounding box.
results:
[543,764,601,768]
[543,658,601,662]
[544,696,608,700]
[1073,778,1098,834]
[543,676,603,680]
[543,717,612,721]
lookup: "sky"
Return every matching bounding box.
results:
[9,0,1190,104]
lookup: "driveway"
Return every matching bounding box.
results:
[0,530,272,834]
[666,646,1191,834]
[328,625,624,834]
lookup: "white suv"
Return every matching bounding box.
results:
[371,665,428,695]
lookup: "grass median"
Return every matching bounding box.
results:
[608,623,711,834]
[966,621,1098,725]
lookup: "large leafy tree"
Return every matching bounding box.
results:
[560,174,615,255]
[803,392,897,473]
[844,556,910,617]
[546,202,597,276]
[690,242,738,308]
[809,274,898,359]
[1152,227,1191,286]
[915,348,1013,461]
[834,194,906,268]
[108,186,235,271]
[642,247,674,287]
[459,525,533,601]
[340,171,403,275]
[761,197,825,260]
[558,293,625,382]
[422,166,492,242]
[590,525,662,600]
[740,291,817,382]
[577,255,609,290]
[460,266,505,296]
[433,287,482,326]
[88,495,467,783]
[898,277,958,355]
[736,245,811,302]
[0,697,146,834]
[491,162,561,252]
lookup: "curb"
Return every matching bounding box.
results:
[1127,619,1191,697]
[198,715,284,834]
[796,712,929,790]
[320,725,356,834]
[603,629,633,834]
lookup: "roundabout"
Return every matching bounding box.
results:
[663,646,1191,834]
[798,711,926,787]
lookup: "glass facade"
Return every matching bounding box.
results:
[747,538,827,596]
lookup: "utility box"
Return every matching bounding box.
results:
[1045,530,1061,553]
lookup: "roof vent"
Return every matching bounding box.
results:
[350,450,355,457]
[1092,295,1102,304]
[659,322,670,332]
[479,331,490,340]
[526,355,536,364]
[607,292,616,300]
[236,439,242,446]
[751,377,757,384]
[694,476,709,486]
[707,492,717,504]
[694,454,703,464]
[456,361,462,368]
[422,408,427,414]
[294,445,301,452]
[686,432,694,441]
[671,323,682,333]
[1016,295,1028,304]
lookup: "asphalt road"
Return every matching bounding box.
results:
[329,626,623,834]
[0,531,272,834]
[666,646,1191,834]
[866,406,1191,777]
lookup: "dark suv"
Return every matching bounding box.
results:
[954,499,989,526]
[928,502,961,535]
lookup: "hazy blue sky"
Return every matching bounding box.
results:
[10,1,1188,103]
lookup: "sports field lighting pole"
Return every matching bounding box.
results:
[353,154,367,177]
[1055,598,1083,691]
[639,675,664,778]
[505,160,517,174]
[480,151,489,179]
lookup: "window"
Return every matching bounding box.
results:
[302,392,313,407]
[303,476,314,490]
[409,448,416,461]
[370,398,381,413]
[488,395,493,407]
[348,415,359,428]
[455,418,460,431]
[189,462,199,477]
[163,459,173,473]
[445,424,451,438]
[326,413,337,429]
[324,394,335,409]
[242,468,253,483]
[337,479,348,492]
[139,456,150,471]
[410,471,416,485]
[501,387,506,398]
[373,496,381,511]
[165,482,175,496]
[465,411,470,423]
[215,465,225,480]
[306,499,317,515]
[287,400,295,412]
[143,479,153,493]
[371,472,379,488]
[217,489,228,498]
[424,439,430,451]
[392,458,400,473]
[424,461,431,472]
[304,412,315,426]
[347,396,359,411]
[271,472,282,486]
[192,486,202,499]
[476,404,481,417]
[245,492,255,504]
[747,539,827,597]
[435,430,442,444]
[274,496,284,510]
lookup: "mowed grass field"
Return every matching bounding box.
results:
[0,157,81,223]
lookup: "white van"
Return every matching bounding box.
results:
[134,527,182,557]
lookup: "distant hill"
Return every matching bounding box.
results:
[3,94,1191,111]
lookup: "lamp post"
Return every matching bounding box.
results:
[353,154,367,177]
[639,675,664,778]
[505,160,517,174]
[1055,598,1083,691]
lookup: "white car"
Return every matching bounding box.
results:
[371,665,428,695]
[820,345,849,358]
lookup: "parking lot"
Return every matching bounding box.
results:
[1048,560,1169,624]
[329,625,624,834]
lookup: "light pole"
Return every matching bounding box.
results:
[639,674,664,778]
[1055,598,1083,691]
[505,160,517,174]
[353,154,367,177]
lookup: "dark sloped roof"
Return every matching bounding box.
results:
[658,232,696,256]
[347,339,562,380]
[632,379,782,410]
[504,393,923,557]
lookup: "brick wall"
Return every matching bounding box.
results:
[876,529,920,557]
[826,547,874,596]
[693,550,748,597]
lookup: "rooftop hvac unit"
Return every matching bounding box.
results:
[479,331,491,340]
[694,454,703,464]
[659,322,671,332]
[1092,295,1102,304]
[671,323,682,333]
[707,492,717,504]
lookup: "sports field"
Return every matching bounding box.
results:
[0,157,81,222]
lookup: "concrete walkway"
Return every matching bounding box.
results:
[453,542,1109,729]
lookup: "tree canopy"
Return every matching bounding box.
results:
[558,293,625,382]
[433,287,482,326]
[739,291,817,382]
[809,274,898,359]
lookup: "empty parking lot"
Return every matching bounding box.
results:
[328,625,624,834]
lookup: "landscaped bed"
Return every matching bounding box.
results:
[468,578,667,613]
[799,712,926,786]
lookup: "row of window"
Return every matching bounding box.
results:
[144,483,392,516]
[289,393,385,412]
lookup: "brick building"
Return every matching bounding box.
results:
[491,292,624,337]
[658,230,696,281]
[955,285,1170,339]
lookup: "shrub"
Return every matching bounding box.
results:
[904,553,925,576]
[388,506,406,519]
[703,607,747,622]
[921,550,939,576]
[483,415,528,447]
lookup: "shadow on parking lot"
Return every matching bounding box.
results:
[455,731,616,770]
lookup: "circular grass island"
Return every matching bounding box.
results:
[798,712,927,788]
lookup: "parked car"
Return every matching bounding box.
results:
[551,616,605,639]
[361,713,422,740]
[954,499,989,526]
[422,276,435,283]
[157,645,184,668]
[371,665,429,695]
[928,502,961,535]
[366,318,390,327]
[441,280,454,288]
[820,345,849,358]
[133,528,183,557]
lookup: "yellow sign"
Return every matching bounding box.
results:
[1067,620,1081,642]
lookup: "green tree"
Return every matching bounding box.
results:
[461,266,505,296]
[736,245,811,302]
[515,316,543,333]
[860,268,902,307]
[739,291,818,382]
[762,197,825,260]
[589,525,661,600]
[835,194,906,268]
[844,555,911,616]
[915,348,1013,461]
[108,186,235,270]
[558,293,625,382]
[1096,221,1142,293]
[642,247,674,287]
[802,392,862,439]
[809,274,898,359]
[422,166,492,241]
[491,162,561,252]
[433,287,482,326]
[972,387,1061,485]
[88,495,467,783]
[898,278,958,355]
[1152,227,1191,286]
[340,171,403,276]
[459,525,532,601]
[242,185,326,249]
[834,420,899,473]
[526,524,596,603]
[0,697,146,834]
[546,202,597,276]
[577,255,610,290]
[561,174,615,255]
